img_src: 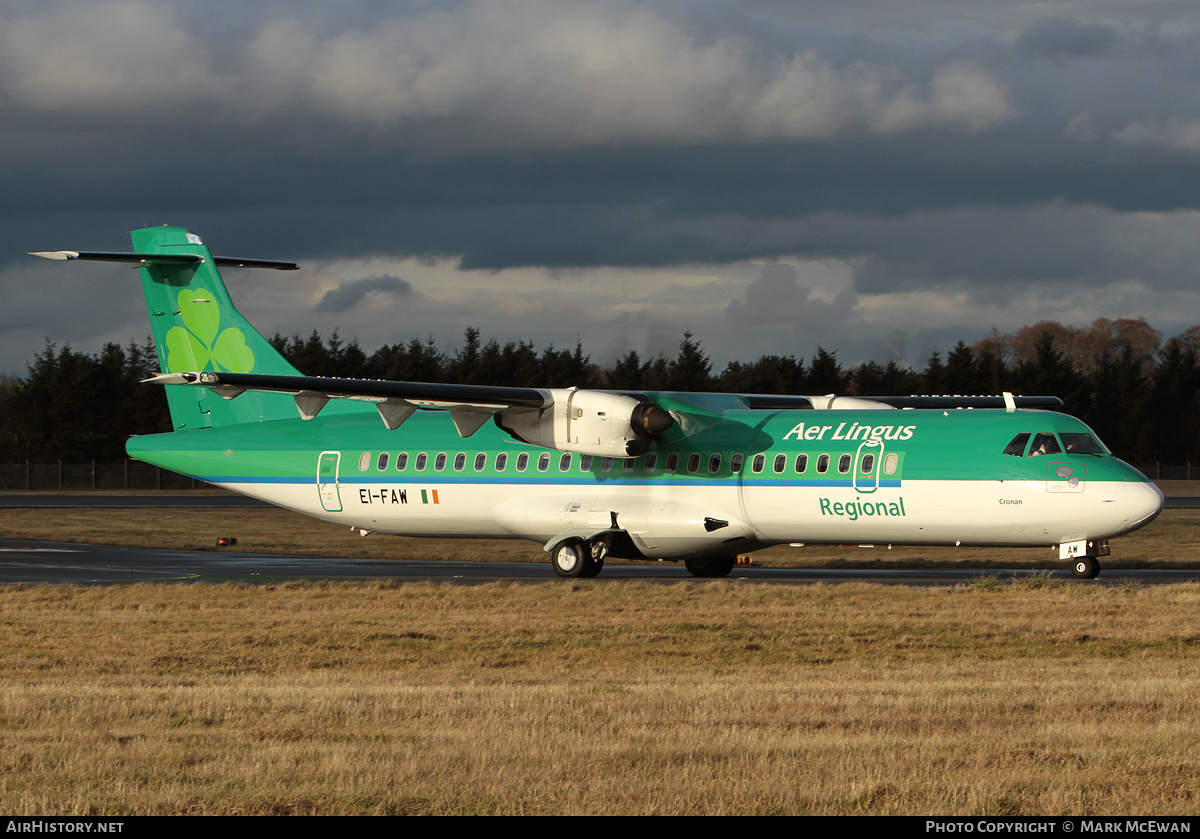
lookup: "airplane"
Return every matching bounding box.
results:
[31,226,1164,580]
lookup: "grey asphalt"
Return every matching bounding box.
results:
[0,537,1197,587]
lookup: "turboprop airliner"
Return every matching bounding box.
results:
[31,226,1164,579]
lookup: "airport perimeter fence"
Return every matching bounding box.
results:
[0,460,1194,491]
[0,462,200,491]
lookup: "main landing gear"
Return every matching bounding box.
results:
[549,536,738,580]
[683,556,737,578]
[550,537,606,578]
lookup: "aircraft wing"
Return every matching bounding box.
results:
[740,394,1063,410]
[145,370,1064,457]
[145,371,553,436]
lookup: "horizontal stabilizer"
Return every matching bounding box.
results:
[29,251,298,270]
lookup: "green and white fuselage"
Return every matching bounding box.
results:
[34,226,1162,579]
[125,401,1162,559]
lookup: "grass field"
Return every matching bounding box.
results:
[0,492,1197,815]
[0,580,1198,815]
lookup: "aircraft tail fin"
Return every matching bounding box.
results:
[130,226,303,429]
[34,226,304,429]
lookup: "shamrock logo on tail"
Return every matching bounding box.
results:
[164,288,255,373]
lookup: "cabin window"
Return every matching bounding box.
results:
[1003,433,1031,457]
[860,454,874,474]
[538,453,551,472]
[838,454,852,473]
[435,453,447,471]
[665,454,679,473]
[474,453,487,472]
[516,453,529,472]
[560,453,572,471]
[358,452,371,471]
[645,454,658,472]
[601,457,614,473]
[624,458,636,473]
[708,453,722,473]
[794,454,808,473]
[376,452,389,471]
[816,454,829,473]
[453,453,466,471]
[495,453,507,471]
[580,455,593,471]
[1061,432,1105,454]
[415,453,427,471]
[395,453,408,471]
[883,453,898,474]
[730,453,743,472]
[773,454,787,473]
[687,453,701,473]
[752,454,765,473]
[1028,433,1062,457]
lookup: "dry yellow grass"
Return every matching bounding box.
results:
[0,580,1197,815]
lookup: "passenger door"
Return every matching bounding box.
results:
[853,438,884,494]
[318,451,342,512]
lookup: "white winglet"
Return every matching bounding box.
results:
[28,251,80,261]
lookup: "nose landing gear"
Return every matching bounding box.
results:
[1071,556,1100,579]
[1062,539,1109,579]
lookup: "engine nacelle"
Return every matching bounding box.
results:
[499,389,673,458]
[807,395,896,410]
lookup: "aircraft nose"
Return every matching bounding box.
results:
[1123,481,1164,532]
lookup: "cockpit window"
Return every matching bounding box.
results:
[1028,433,1062,457]
[1060,432,1105,454]
[1003,433,1031,457]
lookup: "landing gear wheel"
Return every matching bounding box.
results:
[579,541,606,578]
[551,539,587,578]
[684,555,737,578]
[1072,556,1100,579]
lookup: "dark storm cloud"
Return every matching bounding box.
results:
[7,0,1200,373]
[315,275,414,314]
[1016,19,1118,60]
[726,262,856,333]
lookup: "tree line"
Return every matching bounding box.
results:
[2,317,1198,466]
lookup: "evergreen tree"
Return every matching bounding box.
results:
[608,350,644,390]
[807,348,846,394]
[945,342,979,394]
[919,350,947,395]
[715,355,807,394]
[1014,334,1084,413]
[851,360,917,396]
[666,332,711,391]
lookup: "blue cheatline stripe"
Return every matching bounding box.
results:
[196,474,902,489]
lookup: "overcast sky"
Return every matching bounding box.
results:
[7,0,1200,376]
